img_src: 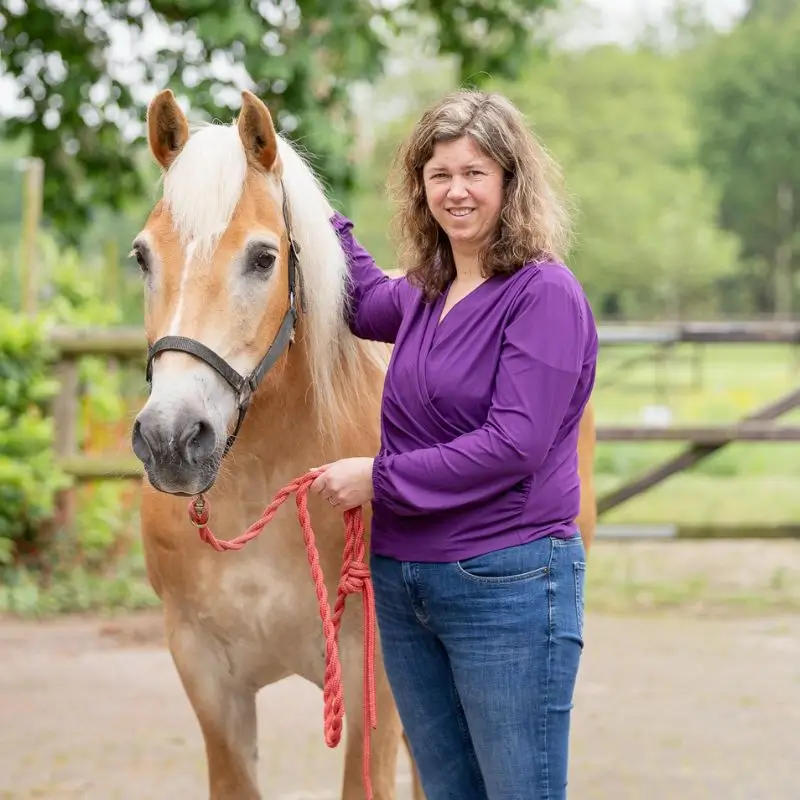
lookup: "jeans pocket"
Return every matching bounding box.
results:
[574,561,586,639]
[456,540,550,585]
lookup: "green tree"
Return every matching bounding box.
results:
[745,0,797,22]
[495,45,740,319]
[349,43,462,269]
[0,0,558,246]
[691,6,800,316]
[351,42,740,319]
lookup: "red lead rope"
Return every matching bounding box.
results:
[187,471,377,800]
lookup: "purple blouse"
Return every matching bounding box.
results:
[332,212,598,563]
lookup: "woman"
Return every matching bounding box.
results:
[311,89,598,799]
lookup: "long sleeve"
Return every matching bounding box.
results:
[330,212,408,343]
[372,272,592,516]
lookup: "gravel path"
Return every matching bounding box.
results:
[1,610,797,799]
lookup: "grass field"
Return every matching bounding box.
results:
[592,342,800,525]
[584,341,800,615]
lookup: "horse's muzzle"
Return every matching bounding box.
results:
[132,406,220,496]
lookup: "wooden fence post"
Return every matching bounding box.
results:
[52,357,81,533]
[19,157,44,316]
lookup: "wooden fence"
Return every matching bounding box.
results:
[48,322,800,540]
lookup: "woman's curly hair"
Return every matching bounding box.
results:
[391,89,573,300]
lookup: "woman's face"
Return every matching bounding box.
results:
[422,135,504,259]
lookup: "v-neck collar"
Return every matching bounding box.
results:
[435,276,494,329]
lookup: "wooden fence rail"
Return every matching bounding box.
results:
[47,320,800,354]
[46,324,800,540]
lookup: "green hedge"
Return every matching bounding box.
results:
[0,309,70,564]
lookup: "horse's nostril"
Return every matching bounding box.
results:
[180,419,216,464]
[131,418,154,464]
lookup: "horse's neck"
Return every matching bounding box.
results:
[225,334,385,490]
[239,361,321,474]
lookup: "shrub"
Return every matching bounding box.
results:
[0,309,70,564]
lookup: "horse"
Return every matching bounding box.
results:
[576,400,597,555]
[130,87,598,800]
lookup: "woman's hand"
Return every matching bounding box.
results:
[309,457,375,511]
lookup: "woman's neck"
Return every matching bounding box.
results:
[452,249,483,283]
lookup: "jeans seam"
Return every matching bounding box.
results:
[551,533,582,548]
[454,563,549,585]
[448,669,487,795]
[402,562,432,630]
[574,562,586,641]
[541,537,557,799]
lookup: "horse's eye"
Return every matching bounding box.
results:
[129,244,150,275]
[247,246,277,276]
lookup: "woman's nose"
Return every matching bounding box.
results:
[446,177,469,199]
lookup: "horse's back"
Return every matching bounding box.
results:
[576,399,597,553]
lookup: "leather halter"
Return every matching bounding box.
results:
[144,182,302,458]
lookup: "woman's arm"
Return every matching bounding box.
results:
[331,212,408,344]
[372,271,596,516]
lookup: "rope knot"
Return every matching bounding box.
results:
[339,561,370,593]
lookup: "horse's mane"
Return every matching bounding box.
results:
[161,120,388,443]
[275,135,390,439]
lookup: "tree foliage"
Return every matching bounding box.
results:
[497,45,739,318]
[353,42,740,319]
[691,3,800,315]
[0,0,557,245]
[0,309,67,564]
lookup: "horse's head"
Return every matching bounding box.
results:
[131,89,304,496]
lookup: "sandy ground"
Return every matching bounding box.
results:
[1,609,798,799]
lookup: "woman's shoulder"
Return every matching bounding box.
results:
[503,260,598,360]
[504,258,590,309]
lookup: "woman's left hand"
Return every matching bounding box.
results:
[309,457,375,511]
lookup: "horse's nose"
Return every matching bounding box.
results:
[177,419,216,465]
[132,410,217,466]
[131,414,157,465]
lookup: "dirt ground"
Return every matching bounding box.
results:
[1,609,798,800]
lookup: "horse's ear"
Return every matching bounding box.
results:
[237,90,278,172]
[147,89,189,170]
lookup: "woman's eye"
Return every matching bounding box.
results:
[248,247,277,275]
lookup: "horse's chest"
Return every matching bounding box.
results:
[186,560,329,686]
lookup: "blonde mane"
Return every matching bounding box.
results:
[275,135,390,440]
[160,120,387,442]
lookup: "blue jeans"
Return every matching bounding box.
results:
[371,534,586,800]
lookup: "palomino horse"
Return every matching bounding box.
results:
[130,87,597,799]
[577,400,597,555]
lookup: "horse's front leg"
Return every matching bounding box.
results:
[166,614,260,800]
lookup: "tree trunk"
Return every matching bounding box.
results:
[774,182,793,319]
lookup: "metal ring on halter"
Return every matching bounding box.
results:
[328,497,338,507]
[189,497,209,528]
